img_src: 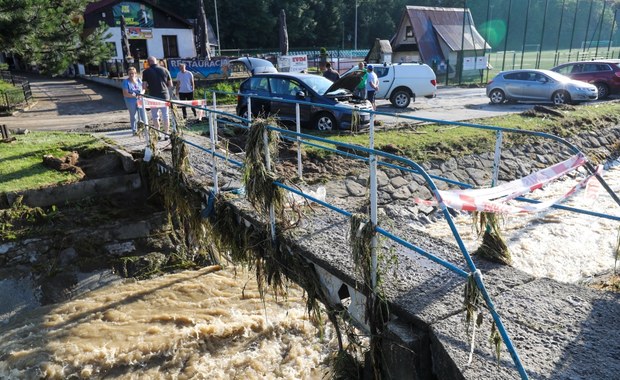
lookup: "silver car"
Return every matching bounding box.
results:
[486,69,598,105]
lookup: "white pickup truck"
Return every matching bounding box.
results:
[338,62,437,108]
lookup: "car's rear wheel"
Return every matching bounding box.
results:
[390,89,411,108]
[595,83,609,99]
[489,89,506,104]
[552,90,571,105]
[314,112,337,131]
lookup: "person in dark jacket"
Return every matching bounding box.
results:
[142,56,173,139]
[323,62,340,82]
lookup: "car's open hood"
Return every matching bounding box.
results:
[229,57,277,75]
[326,70,364,93]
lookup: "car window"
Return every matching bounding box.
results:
[554,65,573,75]
[374,67,389,78]
[583,64,598,72]
[571,64,584,73]
[301,75,333,94]
[269,78,291,96]
[245,77,269,94]
[598,64,612,71]
[503,72,524,80]
[289,81,303,95]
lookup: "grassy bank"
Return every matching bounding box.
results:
[0,132,105,193]
[321,101,620,162]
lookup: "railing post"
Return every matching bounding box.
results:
[247,96,253,126]
[209,111,219,194]
[492,130,503,186]
[22,83,28,103]
[263,127,276,242]
[212,91,217,110]
[296,102,302,180]
[369,113,378,291]
[140,97,149,140]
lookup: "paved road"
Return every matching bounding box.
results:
[3,75,129,131]
[375,87,533,124]
[1,75,537,131]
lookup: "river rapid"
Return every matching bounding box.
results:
[0,266,337,379]
[421,159,620,283]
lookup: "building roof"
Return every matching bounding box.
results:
[393,6,490,64]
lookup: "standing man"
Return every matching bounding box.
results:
[366,64,379,111]
[176,63,197,119]
[323,62,340,82]
[353,61,367,99]
[142,56,173,139]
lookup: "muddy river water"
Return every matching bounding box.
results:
[0,267,338,379]
[2,162,618,379]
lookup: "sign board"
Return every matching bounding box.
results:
[113,2,154,27]
[128,27,152,39]
[167,58,231,79]
[277,55,308,72]
[462,56,488,70]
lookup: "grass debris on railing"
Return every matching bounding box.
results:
[243,117,286,217]
[472,211,511,265]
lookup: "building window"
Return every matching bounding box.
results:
[405,26,413,38]
[162,35,179,58]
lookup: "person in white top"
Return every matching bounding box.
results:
[365,64,379,111]
[176,63,196,119]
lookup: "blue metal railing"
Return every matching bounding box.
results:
[139,92,620,380]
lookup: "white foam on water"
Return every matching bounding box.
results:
[422,161,620,283]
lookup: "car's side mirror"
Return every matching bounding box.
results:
[296,90,306,98]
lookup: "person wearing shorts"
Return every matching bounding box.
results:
[365,64,379,111]
[142,56,173,139]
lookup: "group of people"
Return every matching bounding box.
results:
[322,61,379,110]
[121,56,197,138]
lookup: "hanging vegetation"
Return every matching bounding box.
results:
[144,150,218,271]
[243,117,286,218]
[489,321,503,367]
[349,213,389,379]
[171,131,192,174]
[472,211,512,265]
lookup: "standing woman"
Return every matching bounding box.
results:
[122,66,147,135]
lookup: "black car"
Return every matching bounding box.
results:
[236,72,371,131]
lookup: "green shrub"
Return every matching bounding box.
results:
[196,81,239,105]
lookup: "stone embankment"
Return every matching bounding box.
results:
[329,126,620,224]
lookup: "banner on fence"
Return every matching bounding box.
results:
[277,55,308,72]
[166,58,231,79]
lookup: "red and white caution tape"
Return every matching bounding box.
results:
[416,153,603,214]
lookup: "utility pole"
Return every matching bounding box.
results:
[214,0,221,55]
[355,0,358,51]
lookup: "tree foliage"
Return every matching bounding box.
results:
[0,0,111,74]
[156,0,620,53]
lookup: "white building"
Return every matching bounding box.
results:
[84,0,198,62]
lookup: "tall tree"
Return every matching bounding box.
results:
[0,0,111,74]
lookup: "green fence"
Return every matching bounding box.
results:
[0,71,32,112]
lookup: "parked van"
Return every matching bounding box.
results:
[339,62,437,108]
